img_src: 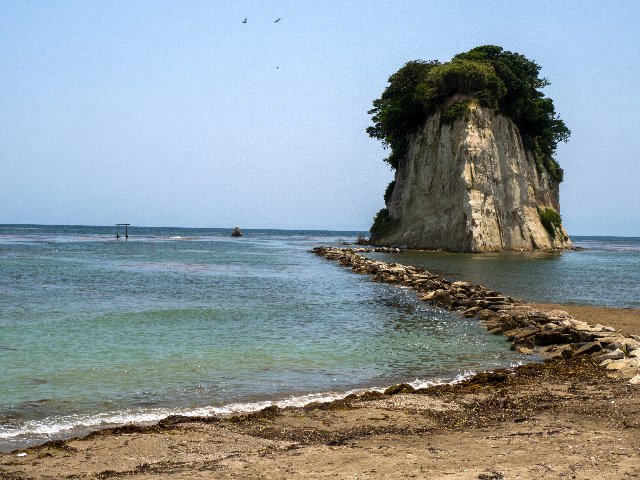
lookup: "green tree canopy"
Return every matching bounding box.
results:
[367,45,570,182]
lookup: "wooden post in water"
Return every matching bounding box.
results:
[116,224,130,241]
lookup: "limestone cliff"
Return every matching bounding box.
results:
[371,97,572,252]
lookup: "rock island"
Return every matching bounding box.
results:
[368,46,572,252]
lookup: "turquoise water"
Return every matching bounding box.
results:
[367,236,640,309]
[0,225,530,451]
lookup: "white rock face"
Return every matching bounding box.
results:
[373,98,572,252]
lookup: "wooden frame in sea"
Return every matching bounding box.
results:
[115,223,130,241]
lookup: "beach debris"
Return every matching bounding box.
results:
[16,452,26,457]
[312,246,640,383]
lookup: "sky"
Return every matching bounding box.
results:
[1,1,639,235]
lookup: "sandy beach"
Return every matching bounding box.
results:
[1,353,638,479]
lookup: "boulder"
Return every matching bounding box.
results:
[603,338,640,354]
[574,342,603,356]
[545,345,574,360]
[594,324,616,333]
[433,290,454,307]
[462,306,483,318]
[605,357,640,371]
[534,330,576,346]
[596,348,626,361]
[478,309,499,321]
[421,291,437,302]
[510,326,540,342]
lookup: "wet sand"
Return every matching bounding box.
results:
[1,358,638,479]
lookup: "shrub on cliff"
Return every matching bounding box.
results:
[367,45,570,181]
[537,207,562,238]
[370,208,397,236]
[384,180,396,203]
[440,100,472,126]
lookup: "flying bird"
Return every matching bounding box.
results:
[242,18,247,23]
[274,17,281,22]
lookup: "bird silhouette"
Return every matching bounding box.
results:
[274,18,281,23]
[242,18,247,23]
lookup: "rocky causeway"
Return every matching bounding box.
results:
[312,246,640,383]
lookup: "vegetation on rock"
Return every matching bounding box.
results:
[367,45,570,182]
[370,208,397,236]
[383,180,396,203]
[440,100,471,126]
[537,207,562,238]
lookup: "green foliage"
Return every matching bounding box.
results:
[370,208,397,236]
[384,180,396,203]
[366,60,440,168]
[423,59,506,104]
[537,207,562,238]
[367,45,570,181]
[440,101,471,126]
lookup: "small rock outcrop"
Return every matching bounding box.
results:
[373,98,571,252]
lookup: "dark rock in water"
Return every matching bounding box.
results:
[433,290,453,307]
[355,235,369,245]
[231,226,243,237]
[462,306,483,318]
[511,337,535,350]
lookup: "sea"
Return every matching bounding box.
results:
[1,225,638,452]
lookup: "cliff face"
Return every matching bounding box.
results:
[372,98,572,252]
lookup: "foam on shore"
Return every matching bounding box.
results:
[0,369,497,452]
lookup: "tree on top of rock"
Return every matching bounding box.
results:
[367,45,570,182]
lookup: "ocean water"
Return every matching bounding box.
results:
[0,226,634,452]
[367,236,640,309]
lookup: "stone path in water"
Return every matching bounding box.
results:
[313,246,640,384]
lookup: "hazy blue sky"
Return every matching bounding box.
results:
[1,1,639,235]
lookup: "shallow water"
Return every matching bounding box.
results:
[367,236,640,309]
[0,225,529,451]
